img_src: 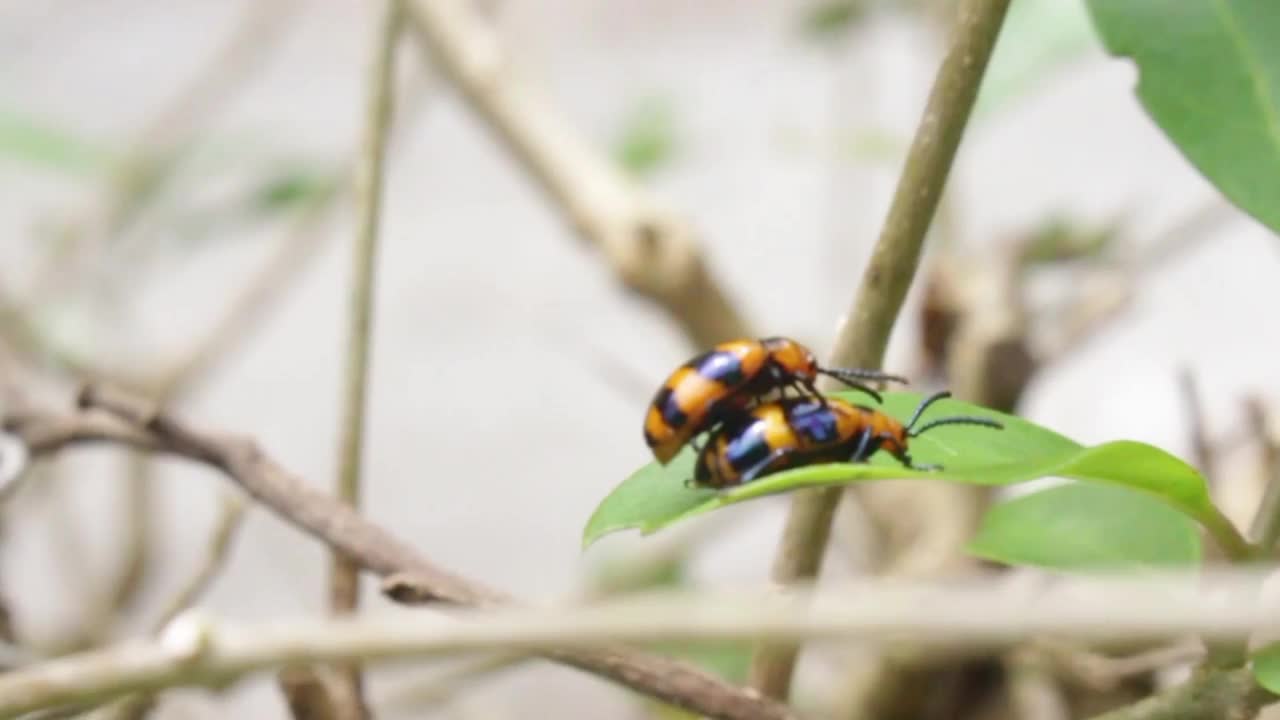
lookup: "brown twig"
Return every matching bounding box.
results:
[1179,369,1215,480]
[3,386,792,720]
[404,0,750,348]
[1246,397,1280,551]
[279,666,346,720]
[750,0,1013,699]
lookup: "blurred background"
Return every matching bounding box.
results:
[1,0,1278,718]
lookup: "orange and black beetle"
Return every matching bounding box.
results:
[643,337,906,464]
[692,391,1003,489]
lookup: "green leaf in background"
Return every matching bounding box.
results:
[798,0,868,42]
[974,0,1096,118]
[1086,0,1280,234]
[248,167,339,215]
[583,391,1233,556]
[1252,642,1280,694]
[613,97,679,178]
[968,482,1202,571]
[0,109,117,174]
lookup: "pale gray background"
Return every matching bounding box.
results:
[2,1,1278,717]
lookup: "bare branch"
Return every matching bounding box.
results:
[753,0,1014,698]
[1246,397,1280,550]
[151,494,247,632]
[1180,369,1215,480]
[403,0,750,347]
[278,666,349,720]
[1,572,1280,717]
[3,387,791,720]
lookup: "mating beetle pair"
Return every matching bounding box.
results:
[642,337,1003,489]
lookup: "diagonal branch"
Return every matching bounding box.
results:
[750,0,1014,699]
[403,0,749,347]
[1,385,791,720]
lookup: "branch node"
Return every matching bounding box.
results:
[381,572,447,605]
[160,610,215,664]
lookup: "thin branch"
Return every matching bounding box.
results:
[404,0,750,347]
[752,0,1013,699]
[2,386,792,720]
[328,2,403,718]
[34,0,300,300]
[91,493,248,720]
[151,494,247,632]
[376,653,527,714]
[1179,369,1215,480]
[3,572,1280,718]
[278,666,344,720]
[1246,397,1280,551]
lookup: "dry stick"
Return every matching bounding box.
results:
[749,0,1013,699]
[328,2,404,719]
[404,0,750,347]
[3,571,1280,717]
[1246,398,1280,551]
[1179,369,1215,480]
[4,387,792,720]
[151,495,248,633]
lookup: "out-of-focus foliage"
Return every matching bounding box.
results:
[969,482,1202,571]
[0,108,117,174]
[1087,0,1280,235]
[613,97,679,178]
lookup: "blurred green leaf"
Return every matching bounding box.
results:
[249,167,338,214]
[614,98,678,177]
[1087,0,1280,234]
[1020,214,1124,264]
[0,109,116,173]
[968,482,1202,570]
[1253,642,1280,694]
[799,0,868,42]
[649,640,752,685]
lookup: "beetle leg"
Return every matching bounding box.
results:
[847,429,875,463]
[903,456,942,472]
[798,378,829,407]
[739,448,792,485]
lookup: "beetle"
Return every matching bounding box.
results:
[643,337,907,464]
[691,391,1003,489]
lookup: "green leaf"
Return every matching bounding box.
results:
[1252,642,1280,694]
[648,641,752,685]
[0,109,117,174]
[249,168,338,214]
[799,0,868,42]
[583,392,1223,549]
[1086,0,1280,234]
[613,97,679,178]
[968,482,1202,571]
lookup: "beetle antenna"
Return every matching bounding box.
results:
[818,368,909,386]
[910,416,1004,437]
[903,390,952,431]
